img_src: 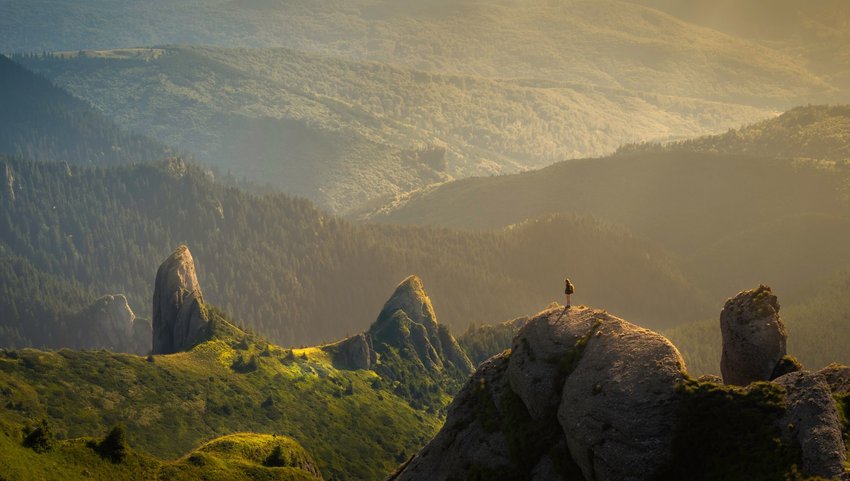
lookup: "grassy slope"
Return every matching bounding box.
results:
[18,47,773,213]
[0,430,322,481]
[0,332,439,480]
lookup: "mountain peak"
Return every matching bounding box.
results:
[378,275,437,329]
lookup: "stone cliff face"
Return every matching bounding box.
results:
[152,245,208,354]
[720,285,787,386]
[391,306,687,481]
[390,291,850,481]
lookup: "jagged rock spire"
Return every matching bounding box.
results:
[152,245,208,354]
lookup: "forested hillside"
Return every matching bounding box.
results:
[620,105,850,163]
[0,54,173,165]
[368,108,850,301]
[16,47,772,213]
[0,155,710,349]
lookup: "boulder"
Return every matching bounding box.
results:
[772,371,848,479]
[558,314,687,481]
[77,294,141,353]
[152,245,208,354]
[720,285,787,386]
[325,333,375,370]
[507,305,601,420]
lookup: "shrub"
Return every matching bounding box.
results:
[22,419,53,453]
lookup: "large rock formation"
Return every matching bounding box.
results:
[152,245,208,354]
[391,306,687,481]
[558,312,686,481]
[720,285,787,386]
[390,297,850,481]
[370,275,473,376]
[75,294,151,355]
[773,371,848,479]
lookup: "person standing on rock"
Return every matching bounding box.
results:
[564,277,575,309]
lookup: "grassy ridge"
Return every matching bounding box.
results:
[0,429,322,481]
[0,324,440,480]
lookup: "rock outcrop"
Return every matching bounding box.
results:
[720,285,787,386]
[324,333,376,370]
[152,245,208,354]
[773,371,848,479]
[559,312,686,481]
[391,306,687,481]
[390,294,850,481]
[819,363,850,394]
[74,294,151,355]
[369,275,473,376]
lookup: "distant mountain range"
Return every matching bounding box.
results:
[15,46,774,213]
[366,105,850,301]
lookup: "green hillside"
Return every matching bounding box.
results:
[0,305,444,480]
[16,46,773,213]
[0,429,322,481]
[0,155,709,350]
[0,54,173,165]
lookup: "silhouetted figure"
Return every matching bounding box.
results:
[557,277,575,322]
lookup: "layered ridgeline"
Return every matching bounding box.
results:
[390,288,850,481]
[0,249,476,480]
[15,47,772,213]
[627,0,850,96]
[366,106,850,301]
[0,1,834,102]
[0,55,174,166]
[0,154,710,351]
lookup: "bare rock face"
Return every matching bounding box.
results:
[772,371,848,479]
[720,285,787,386]
[388,354,517,481]
[819,363,850,394]
[152,245,208,354]
[558,313,687,481]
[392,308,686,481]
[325,333,376,370]
[508,306,601,420]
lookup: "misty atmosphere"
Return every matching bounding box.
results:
[1,1,850,480]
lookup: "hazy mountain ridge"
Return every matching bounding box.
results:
[367,107,850,302]
[0,154,710,350]
[1,1,835,102]
[15,47,775,213]
[0,54,174,166]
